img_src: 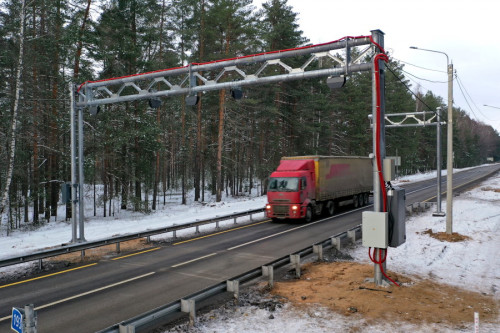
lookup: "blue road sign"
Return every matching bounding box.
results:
[11,307,24,333]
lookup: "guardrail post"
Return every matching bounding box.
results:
[38,259,43,270]
[181,299,196,327]
[173,230,177,239]
[313,244,323,261]
[226,280,239,300]
[116,242,121,253]
[262,265,274,288]
[331,236,341,251]
[81,250,85,261]
[195,225,200,234]
[216,221,220,230]
[347,229,357,243]
[24,304,37,333]
[249,213,253,222]
[290,254,301,278]
[119,324,135,333]
[147,236,151,243]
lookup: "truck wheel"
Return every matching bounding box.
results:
[353,195,359,208]
[363,193,369,206]
[358,194,364,207]
[326,201,335,216]
[305,206,313,223]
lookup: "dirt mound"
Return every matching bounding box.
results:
[420,228,471,242]
[46,238,151,264]
[271,262,498,329]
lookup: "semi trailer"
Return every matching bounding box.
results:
[265,156,373,222]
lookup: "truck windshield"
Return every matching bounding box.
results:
[268,177,299,192]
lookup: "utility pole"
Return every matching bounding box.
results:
[410,46,453,234]
[446,62,453,234]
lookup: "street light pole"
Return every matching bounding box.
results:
[410,46,453,234]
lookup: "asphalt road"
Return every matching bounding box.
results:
[0,164,498,332]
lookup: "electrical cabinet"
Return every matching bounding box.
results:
[61,183,72,204]
[383,158,396,181]
[388,186,406,247]
[362,211,388,248]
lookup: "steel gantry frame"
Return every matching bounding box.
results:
[75,37,375,108]
[70,30,389,285]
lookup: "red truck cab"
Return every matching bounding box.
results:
[265,159,315,221]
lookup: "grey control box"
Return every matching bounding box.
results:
[362,211,388,248]
[388,186,406,247]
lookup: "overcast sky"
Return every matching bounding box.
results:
[253,0,500,133]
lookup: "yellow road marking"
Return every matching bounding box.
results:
[0,272,156,323]
[111,247,161,261]
[173,220,270,246]
[0,263,98,289]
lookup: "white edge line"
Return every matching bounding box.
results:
[0,272,156,322]
[171,253,217,268]
[227,206,369,251]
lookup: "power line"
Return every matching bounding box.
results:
[393,57,447,74]
[401,68,448,84]
[455,76,481,121]
[397,69,434,97]
[455,73,497,122]
[385,64,436,114]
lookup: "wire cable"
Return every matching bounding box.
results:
[385,64,437,114]
[401,68,448,84]
[455,73,496,121]
[455,75,481,121]
[368,248,400,287]
[392,57,447,74]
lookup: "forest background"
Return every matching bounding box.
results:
[0,0,499,232]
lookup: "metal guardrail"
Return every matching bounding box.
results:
[96,225,361,333]
[0,208,265,269]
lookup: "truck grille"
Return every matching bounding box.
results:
[272,199,290,203]
[273,205,289,215]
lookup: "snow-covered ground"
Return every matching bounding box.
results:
[1,167,499,332]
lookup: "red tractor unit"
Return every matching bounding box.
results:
[265,156,373,222]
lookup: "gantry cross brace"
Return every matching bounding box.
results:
[76,36,376,108]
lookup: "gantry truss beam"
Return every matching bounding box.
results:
[369,111,446,128]
[76,36,376,108]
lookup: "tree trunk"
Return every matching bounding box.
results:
[1,0,26,231]
[48,0,62,220]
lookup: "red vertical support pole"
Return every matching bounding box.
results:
[371,29,387,286]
